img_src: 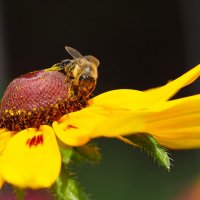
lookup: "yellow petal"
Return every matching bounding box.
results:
[0,128,14,188]
[154,136,200,149]
[0,125,61,189]
[0,176,4,188]
[145,64,200,104]
[0,128,15,154]
[53,107,107,146]
[89,89,146,110]
[53,105,147,146]
[93,110,147,137]
[145,95,200,149]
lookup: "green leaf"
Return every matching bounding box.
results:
[60,146,73,165]
[73,144,101,164]
[125,133,171,171]
[52,165,90,200]
[12,187,26,200]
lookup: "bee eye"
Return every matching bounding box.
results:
[79,74,94,83]
[79,74,87,81]
[78,74,96,92]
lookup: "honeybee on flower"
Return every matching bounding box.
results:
[48,46,99,98]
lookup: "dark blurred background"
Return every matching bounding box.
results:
[1,0,200,200]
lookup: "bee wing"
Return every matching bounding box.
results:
[65,46,83,59]
[84,55,100,67]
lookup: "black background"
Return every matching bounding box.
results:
[4,0,186,93]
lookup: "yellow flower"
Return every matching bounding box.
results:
[0,64,200,190]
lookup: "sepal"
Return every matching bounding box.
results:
[51,165,90,200]
[125,133,171,171]
[73,143,101,164]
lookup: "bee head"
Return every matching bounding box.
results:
[75,59,98,94]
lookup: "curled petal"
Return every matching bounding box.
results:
[145,95,200,149]
[89,65,200,111]
[145,64,200,104]
[0,126,61,189]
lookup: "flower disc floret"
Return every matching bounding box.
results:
[0,70,88,131]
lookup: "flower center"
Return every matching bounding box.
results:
[0,70,89,131]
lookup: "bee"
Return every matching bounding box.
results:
[57,46,100,97]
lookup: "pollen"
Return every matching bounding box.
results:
[0,70,89,131]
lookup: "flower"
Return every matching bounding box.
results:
[0,64,200,189]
